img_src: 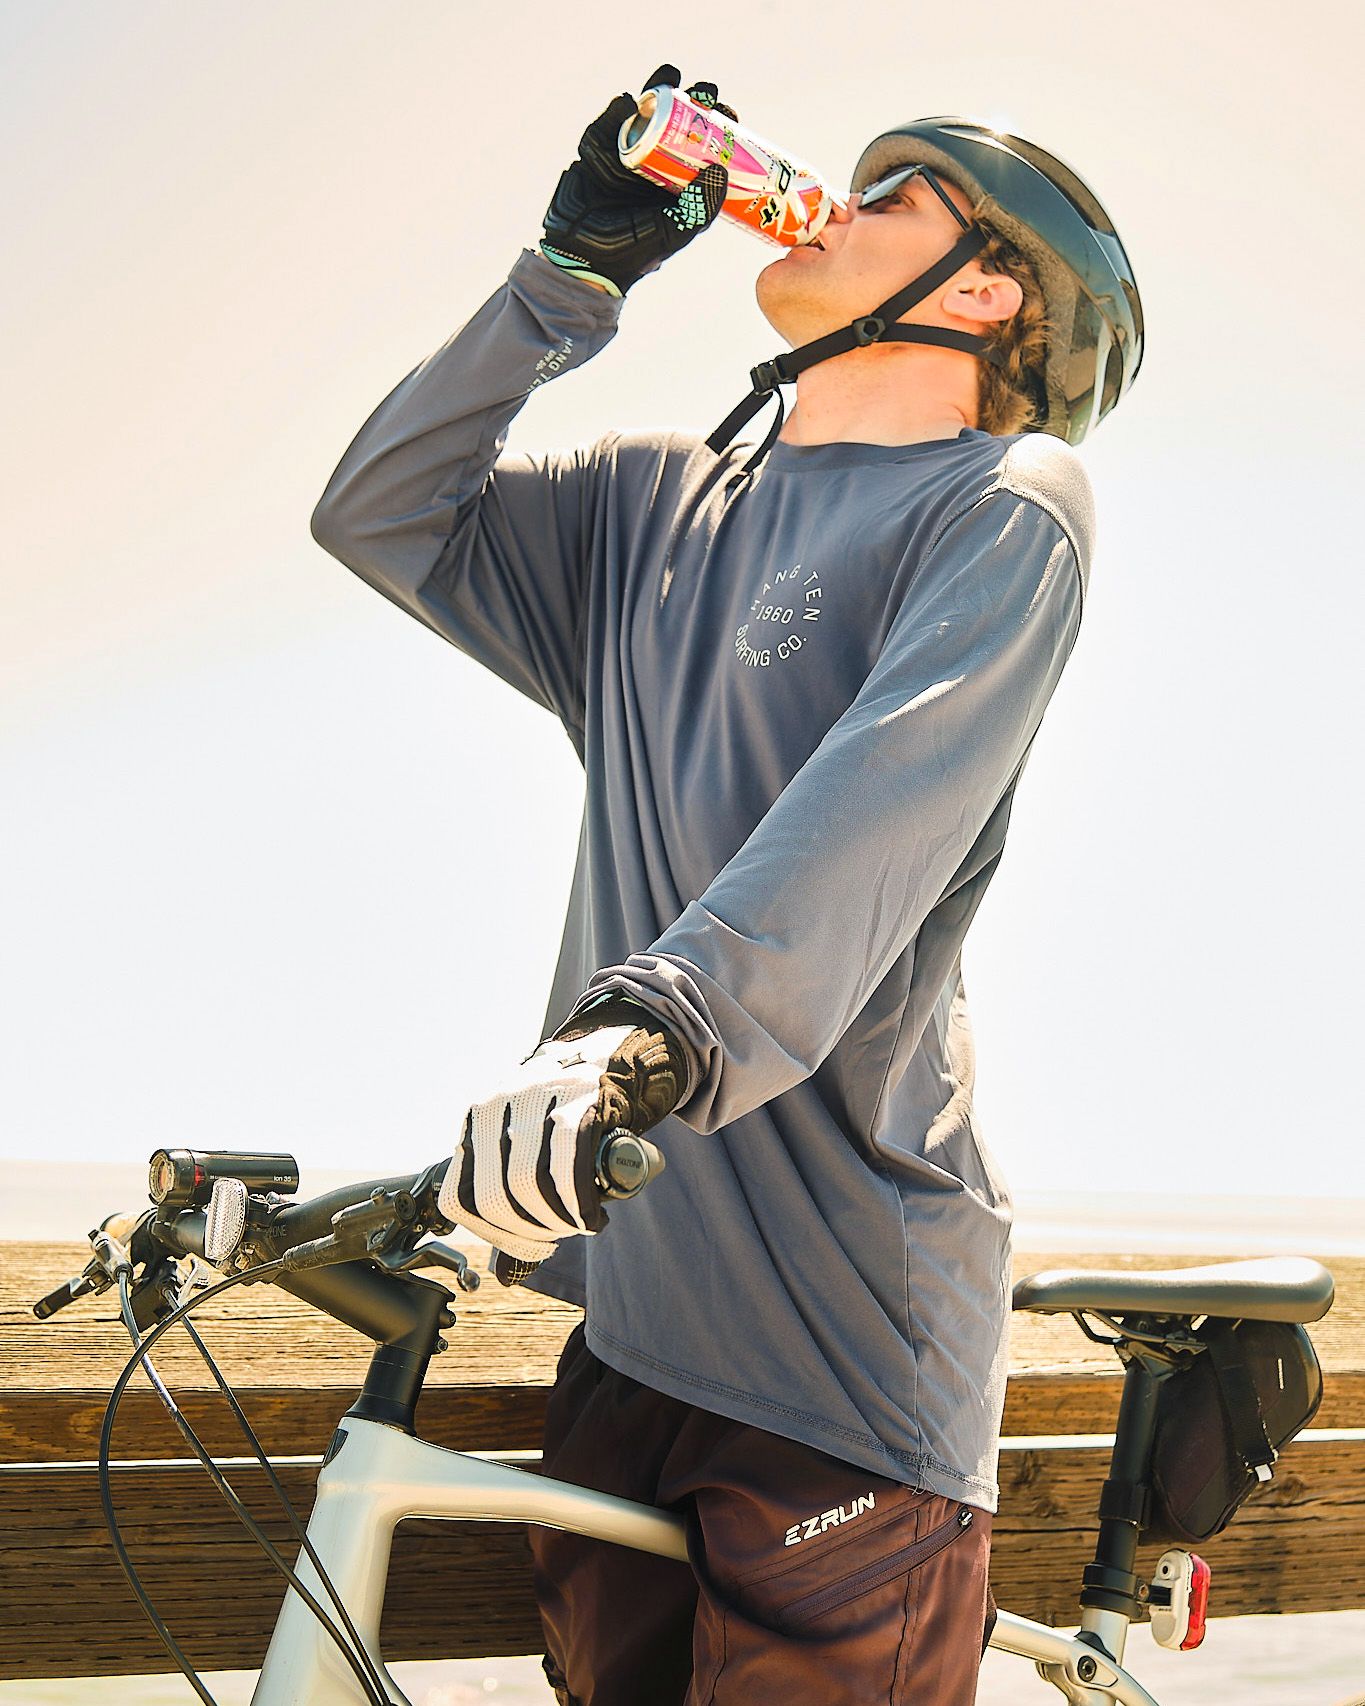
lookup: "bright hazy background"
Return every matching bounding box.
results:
[4,0,1362,1205]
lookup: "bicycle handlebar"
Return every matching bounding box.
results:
[32,1129,666,1323]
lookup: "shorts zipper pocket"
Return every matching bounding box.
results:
[777,1503,974,1628]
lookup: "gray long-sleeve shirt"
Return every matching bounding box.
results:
[312,249,1094,1512]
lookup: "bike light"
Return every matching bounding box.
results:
[1150,1549,1211,1651]
[147,1148,300,1208]
[148,1149,185,1204]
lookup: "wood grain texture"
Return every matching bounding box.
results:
[8,1245,1362,1461]
[4,1241,1362,1677]
[3,1437,1361,1678]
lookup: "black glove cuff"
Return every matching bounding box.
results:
[554,993,656,1039]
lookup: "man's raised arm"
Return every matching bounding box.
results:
[309,68,726,733]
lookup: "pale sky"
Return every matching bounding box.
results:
[3,0,1362,1202]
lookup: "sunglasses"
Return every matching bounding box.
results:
[856,163,973,231]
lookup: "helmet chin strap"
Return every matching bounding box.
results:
[708,228,1004,473]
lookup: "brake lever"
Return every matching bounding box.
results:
[32,1210,156,1320]
[374,1238,480,1292]
[409,1157,455,1235]
[279,1184,424,1274]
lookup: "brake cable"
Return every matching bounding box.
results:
[103,1257,399,1706]
[177,1310,400,1705]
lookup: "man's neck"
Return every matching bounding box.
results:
[776,346,978,449]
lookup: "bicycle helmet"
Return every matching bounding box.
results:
[851,117,1144,445]
[709,115,1143,466]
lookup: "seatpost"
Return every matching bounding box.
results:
[1080,1347,1164,1625]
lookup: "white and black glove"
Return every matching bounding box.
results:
[436,998,687,1268]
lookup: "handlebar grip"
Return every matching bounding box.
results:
[33,1274,94,1320]
[596,1129,665,1200]
[492,1128,666,1288]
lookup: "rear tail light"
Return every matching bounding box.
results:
[1150,1549,1211,1651]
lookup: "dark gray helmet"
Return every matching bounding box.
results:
[852,117,1144,443]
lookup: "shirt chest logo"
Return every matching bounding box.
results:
[734,563,823,670]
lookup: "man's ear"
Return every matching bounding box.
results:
[943,272,1024,327]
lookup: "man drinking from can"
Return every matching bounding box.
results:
[311,64,1143,1706]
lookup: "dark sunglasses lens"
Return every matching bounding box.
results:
[859,165,921,208]
[858,164,972,230]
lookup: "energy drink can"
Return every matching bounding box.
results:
[618,85,845,248]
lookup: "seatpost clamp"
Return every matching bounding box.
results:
[852,315,887,345]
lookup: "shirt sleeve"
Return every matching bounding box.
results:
[309,249,625,742]
[571,485,1086,1132]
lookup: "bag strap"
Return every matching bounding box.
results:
[1207,1324,1278,1482]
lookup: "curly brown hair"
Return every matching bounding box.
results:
[970,220,1051,437]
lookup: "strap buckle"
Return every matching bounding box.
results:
[749,358,786,395]
[852,315,886,346]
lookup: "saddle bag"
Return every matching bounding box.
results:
[1144,1317,1323,1547]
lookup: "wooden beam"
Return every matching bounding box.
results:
[5,1240,1361,1679]
[2,1435,1361,1680]
[7,1367,1364,1469]
[7,1245,1362,1461]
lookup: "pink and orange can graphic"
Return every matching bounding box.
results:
[618,86,846,249]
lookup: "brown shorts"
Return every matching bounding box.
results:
[529,1324,996,1706]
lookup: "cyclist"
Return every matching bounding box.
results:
[311,68,1142,1706]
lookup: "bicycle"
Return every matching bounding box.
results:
[34,1147,1336,1705]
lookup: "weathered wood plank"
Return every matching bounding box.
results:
[997,1368,1365,1435]
[992,1436,1365,1624]
[3,1240,582,1396]
[0,1387,554,1463]
[7,1246,1363,1460]
[8,1367,1363,1469]
[2,1436,1360,1678]
[4,1241,1362,1678]
[10,1245,1363,1393]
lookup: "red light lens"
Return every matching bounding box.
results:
[1181,1554,1211,1651]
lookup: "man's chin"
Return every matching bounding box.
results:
[754,252,805,329]
[754,254,834,343]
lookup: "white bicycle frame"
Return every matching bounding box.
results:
[252,1416,1162,1706]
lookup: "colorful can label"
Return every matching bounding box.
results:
[618,86,845,248]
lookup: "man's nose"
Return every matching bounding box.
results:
[830,195,857,222]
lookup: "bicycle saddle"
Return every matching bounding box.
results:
[1012,1256,1334,1324]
